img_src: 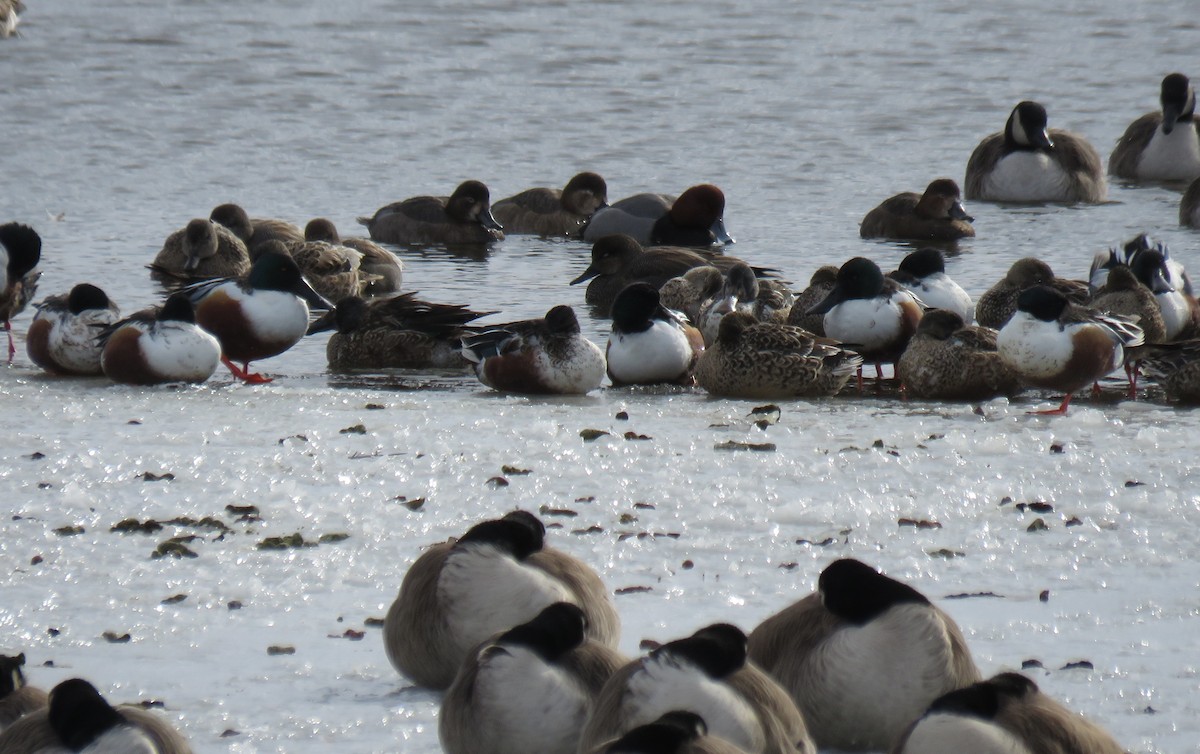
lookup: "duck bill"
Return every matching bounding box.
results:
[805,289,845,316]
[477,207,503,232]
[710,218,735,245]
[1150,266,1175,294]
[949,201,973,222]
[570,266,600,286]
[294,277,335,310]
[307,308,338,335]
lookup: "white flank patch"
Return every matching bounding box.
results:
[901,713,1032,754]
[232,287,310,344]
[997,313,1074,380]
[624,655,764,753]
[823,296,906,352]
[981,152,1072,202]
[908,274,974,322]
[473,645,590,754]
[1138,125,1200,182]
[608,321,693,383]
[439,544,575,656]
[141,322,222,381]
[1156,290,1192,340]
[534,337,606,394]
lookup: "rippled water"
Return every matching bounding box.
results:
[2,1,1199,752]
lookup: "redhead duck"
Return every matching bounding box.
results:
[461,305,606,394]
[747,558,980,752]
[606,282,703,386]
[859,179,975,241]
[997,285,1143,414]
[491,172,608,236]
[695,312,861,399]
[440,603,627,754]
[384,510,620,690]
[896,309,1022,400]
[0,222,41,362]
[893,672,1126,754]
[150,218,250,281]
[578,623,814,754]
[583,185,734,246]
[1110,73,1200,183]
[965,101,1106,203]
[27,284,120,376]
[358,180,504,245]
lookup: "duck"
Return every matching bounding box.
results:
[461,305,606,394]
[1141,339,1200,403]
[491,172,609,237]
[149,218,250,282]
[965,101,1106,203]
[358,180,504,245]
[658,266,726,325]
[887,248,974,321]
[997,285,1144,414]
[1183,176,1200,227]
[606,283,703,386]
[746,558,980,752]
[252,233,375,304]
[440,602,627,754]
[975,257,1090,329]
[1128,246,1199,340]
[571,235,772,314]
[896,309,1023,401]
[0,1,23,38]
[1089,264,1167,344]
[591,711,752,754]
[26,284,120,376]
[0,221,42,363]
[301,218,404,296]
[209,203,303,252]
[785,266,838,336]
[98,293,222,386]
[306,292,491,371]
[859,178,975,241]
[578,623,814,754]
[892,672,1126,754]
[0,677,192,753]
[0,654,47,732]
[582,185,734,246]
[695,312,861,399]
[695,264,794,346]
[384,510,621,691]
[1109,73,1200,183]
[183,250,332,383]
[805,257,923,385]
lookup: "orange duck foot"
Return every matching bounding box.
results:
[223,357,274,384]
[1028,393,1073,416]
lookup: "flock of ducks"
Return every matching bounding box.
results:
[2,68,1199,751]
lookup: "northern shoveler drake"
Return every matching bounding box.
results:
[896,309,1022,401]
[98,293,221,386]
[0,653,47,731]
[0,677,191,753]
[1088,233,1193,295]
[184,250,332,383]
[695,312,861,399]
[887,248,974,322]
[461,305,605,395]
[358,180,504,246]
[747,559,980,752]
[658,266,725,325]
[1110,73,1200,183]
[975,257,1090,329]
[859,178,975,241]
[306,292,491,371]
[582,185,734,247]
[577,623,814,754]
[594,711,751,754]
[806,256,923,385]
[0,222,42,363]
[491,172,609,237]
[302,218,404,296]
[997,285,1144,414]
[1142,339,1200,403]
[27,284,120,376]
[1183,176,1200,227]
[209,203,303,252]
[384,510,621,691]
[606,282,703,386]
[149,218,250,282]
[440,602,627,754]
[965,101,1106,203]
[1128,247,1200,340]
[786,266,838,336]
[893,673,1127,754]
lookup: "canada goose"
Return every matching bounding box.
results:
[594,711,752,754]
[0,654,47,731]
[1109,73,1200,183]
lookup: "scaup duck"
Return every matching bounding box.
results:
[491,172,609,237]
[150,218,250,282]
[27,284,120,376]
[359,180,504,245]
[1109,73,1200,183]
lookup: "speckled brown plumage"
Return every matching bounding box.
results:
[975,258,1090,329]
[897,310,1022,400]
